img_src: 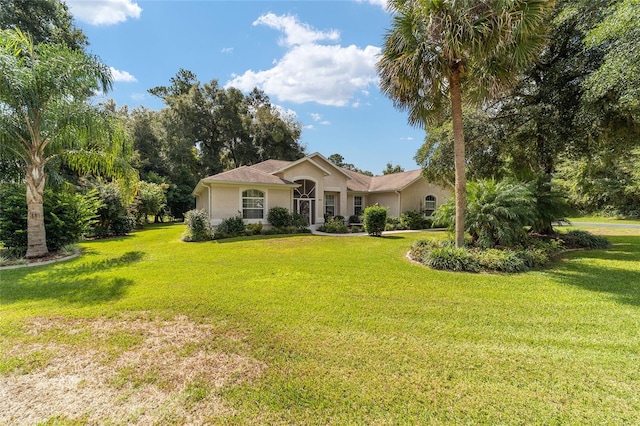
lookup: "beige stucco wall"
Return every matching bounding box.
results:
[268,188,292,212]
[369,192,401,217]
[210,186,240,224]
[195,188,209,212]
[399,180,451,215]
[310,156,349,190]
[207,185,293,225]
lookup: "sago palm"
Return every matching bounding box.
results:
[378,0,553,247]
[0,29,136,257]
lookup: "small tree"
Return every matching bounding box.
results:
[363,205,387,237]
[131,181,167,226]
[434,179,535,248]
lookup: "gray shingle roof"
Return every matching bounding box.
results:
[199,157,423,192]
[202,166,294,185]
[369,169,423,192]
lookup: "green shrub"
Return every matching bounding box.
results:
[216,215,246,237]
[475,249,527,273]
[400,210,431,230]
[518,248,550,269]
[425,246,480,272]
[110,216,135,236]
[318,219,348,234]
[0,184,101,255]
[435,179,535,248]
[267,207,291,228]
[385,216,403,231]
[182,209,213,242]
[0,184,28,256]
[363,205,387,237]
[410,238,561,273]
[92,181,133,237]
[246,223,263,235]
[44,188,102,251]
[290,213,309,229]
[561,230,611,249]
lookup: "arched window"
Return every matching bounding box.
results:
[242,189,264,219]
[424,195,436,217]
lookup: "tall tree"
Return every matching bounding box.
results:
[327,153,373,176]
[583,0,640,118]
[0,29,135,257]
[382,162,404,175]
[378,0,553,247]
[0,0,87,50]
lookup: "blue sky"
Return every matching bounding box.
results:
[67,0,426,174]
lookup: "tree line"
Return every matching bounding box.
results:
[0,0,305,257]
[1,0,639,258]
[379,0,640,245]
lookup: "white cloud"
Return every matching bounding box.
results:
[355,0,389,11]
[130,92,146,101]
[227,14,380,107]
[310,113,330,125]
[221,47,234,54]
[253,13,340,47]
[109,67,137,83]
[67,0,142,25]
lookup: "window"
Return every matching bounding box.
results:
[242,189,264,219]
[354,196,363,216]
[424,195,436,217]
[325,194,335,216]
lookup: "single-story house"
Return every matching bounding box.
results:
[192,152,451,227]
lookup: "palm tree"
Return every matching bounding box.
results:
[0,29,136,257]
[378,0,553,247]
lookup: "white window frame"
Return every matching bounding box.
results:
[424,195,437,217]
[325,194,336,217]
[354,195,363,216]
[242,189,265,220]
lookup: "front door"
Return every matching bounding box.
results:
[298,200,311,225]
[294,179,316,225]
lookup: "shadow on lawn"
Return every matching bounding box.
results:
[548,236,640,306]
[0,251,144,306]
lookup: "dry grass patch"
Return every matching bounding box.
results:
[1,314,266,425]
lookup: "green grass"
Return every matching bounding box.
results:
[2,223,640,423]
[568,215,640,224]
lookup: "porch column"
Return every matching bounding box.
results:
[340,191,348,217]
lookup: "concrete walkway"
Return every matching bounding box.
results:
[311,228,440,237]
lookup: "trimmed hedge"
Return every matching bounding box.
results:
[363,205,387,237]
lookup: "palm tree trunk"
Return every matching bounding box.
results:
[450,68,466,248]
[25,158,48,258]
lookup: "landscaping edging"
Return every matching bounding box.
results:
[0,252,80,270]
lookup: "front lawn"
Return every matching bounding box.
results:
[1,224,640,424]
[567,215,640,225]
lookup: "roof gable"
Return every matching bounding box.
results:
[368,170,423,192]
[269,156,334,177]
